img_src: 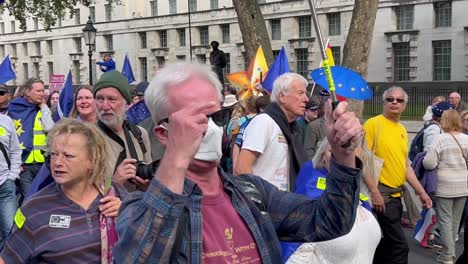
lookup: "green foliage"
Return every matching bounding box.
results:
[4,0,119,31]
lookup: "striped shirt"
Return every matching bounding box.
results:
[423,132,468,198]
[0,183,122,263]
[114,158,362,264]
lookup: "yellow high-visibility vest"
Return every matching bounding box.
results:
[25,111,46,164]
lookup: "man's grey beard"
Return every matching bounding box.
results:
[98,106,127,130]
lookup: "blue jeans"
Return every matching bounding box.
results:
[0,180,17,245]
[18,164,42,205]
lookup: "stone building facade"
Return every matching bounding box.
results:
[0,0,467,86]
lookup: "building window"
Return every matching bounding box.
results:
[196,54,206,64]
[223,53,231,83]
[327,12,341,36]
[74,9,81,24]
[139,57,148,81]
[150,1,158,16]
[47,62,54,78]
[189,0,197,12]
[178,28,186,47]
[104,35,113,51]
[434,1,451,28]
[47,40,53,55]
[210,0,218,9]
[176,55,186,61]
[33,62,40,79]
[10,21,15,33]
[23,63,29,80]
[393,42,410,81]
[169,0,177,15]
[11,44,17,57]
[34,18,39,30]
[296,48,309,78]
[272,50,280,59]
[433,40,451,81]
[58,18,62,28]
[159,30,167,47]
[199,26,209,45]
[330,46,341,66]
[157,56,165,67]
[0,45,5,58]
[73,38,82,53]
[298,16,311,38]
[35,41,41,55]
[23,43,28,56]
[73,60,81,85]
[221,24,230,43]
[270,19,281,40]
[395,5,414,30]
[105,4,112,21]
[89,6,96,22]
[0,22,4,34]
[242,52,248,70]
[139,32,147,49]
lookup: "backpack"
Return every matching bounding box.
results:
[409,121,439,161]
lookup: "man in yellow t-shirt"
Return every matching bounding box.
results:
[363,86,432,264]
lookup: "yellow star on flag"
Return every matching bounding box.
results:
[16,127,25,136]
[19,142,26,150]
[13,119,22,129]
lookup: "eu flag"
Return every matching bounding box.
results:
[122,54,136,84]
[0,55,17,84]
[8,97,39,162]
[262,46,290,93]
[126,99,151,125]
[54,70,74,121]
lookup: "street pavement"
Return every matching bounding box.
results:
[406,226,464,263]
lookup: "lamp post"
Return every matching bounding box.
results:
[82,16,97,85]
[188,0,193,61]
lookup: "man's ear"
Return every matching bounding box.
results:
[154,126,168,146]
[278,92,287,104]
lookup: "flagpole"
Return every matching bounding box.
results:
[306,0,337,102]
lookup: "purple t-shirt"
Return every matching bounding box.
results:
[201,186,261,263]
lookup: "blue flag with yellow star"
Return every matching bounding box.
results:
[7,97,40,163]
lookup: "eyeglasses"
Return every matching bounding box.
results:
[385,97,405,104]
[0,91,9,96]
[158,108,232,127]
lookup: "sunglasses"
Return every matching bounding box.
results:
[385,97,405,104]
[158,108,232,127]
[0,91,9,96]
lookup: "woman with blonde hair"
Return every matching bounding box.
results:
[0,119,125,264]
[423,109,468,264]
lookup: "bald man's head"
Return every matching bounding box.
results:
[449,92,461,107]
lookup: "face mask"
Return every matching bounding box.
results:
[194,118,223,162]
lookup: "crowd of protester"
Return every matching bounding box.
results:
[0,60,467,264]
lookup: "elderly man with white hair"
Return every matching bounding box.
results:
[235,73,308,191]
[448,92,468,113]
[114,63,365,264]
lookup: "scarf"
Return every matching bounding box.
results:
[99,176,118,264]
[263,102,306,190]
